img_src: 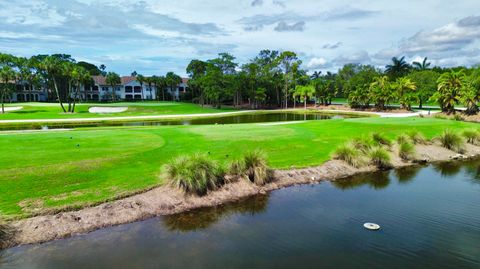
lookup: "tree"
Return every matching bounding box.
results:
[136,74,145,100]
[165,72,182,100]
[459,68,480,115]
[39,56,67,112]
[407,70,439,108]
[369,76,393,110]
[294,84,315,109]
[186,59,208,105]
[313,73,336,106]
[77,61,102,75]
[105,72,120,102]
[385,56,411,79]
[153,75,167,101]
[278,51,300,108]
[393,77,417,110]
[431,70,465,113]
[0,66,16,113]
[412,57,431,70]
[342,65,379,108]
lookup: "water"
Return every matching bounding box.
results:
[1,160,479,269]
[0,112,361,131]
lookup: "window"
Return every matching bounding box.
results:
[134,94,142,100]
[102,87,108,91]
[93,86,99,91]
[134,86,142,93]
[125,94,133,100]
[125,86,133,93]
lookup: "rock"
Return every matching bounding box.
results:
[451,154,465,160]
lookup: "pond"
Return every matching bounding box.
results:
[0,112,363,131]
[1,159,479,269]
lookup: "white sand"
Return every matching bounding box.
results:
[88,106,128,113]
[2,106,23,112]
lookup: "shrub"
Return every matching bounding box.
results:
[372,132,392,147]
[396,134,411,145]
[462,129,480,145]
[369,147,392,169]
[0,219,13,249]
[453,114,464,121]
[165,154,225,195]
[350,137,374,153]
[228,159,246,177]
[399,142,415,161]
[243,150,272,185]
[332,144,365,168]
[437,129,465,153]
[407,130,428,145]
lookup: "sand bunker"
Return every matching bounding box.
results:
[2,106,23,112]
[88,107,128,113]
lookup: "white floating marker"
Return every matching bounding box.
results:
[363,223,381,231]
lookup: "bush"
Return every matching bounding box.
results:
[453,114,464,121]
[0,219,13,249]
[350,137,374,153]
[228,159,246,177]
[369,147,392,169]
[407,130,428,144]
[332,144,365,168]
[396,134,411,145]
[165,154,225,195]
[372,132,392,147]
[462,129,480,145]
[243,150,272,185]
[399,142,415,161]
[437,129,465,153]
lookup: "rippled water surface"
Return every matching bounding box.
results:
[1,160,480,269]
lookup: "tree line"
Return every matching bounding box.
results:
[185,52,480,114]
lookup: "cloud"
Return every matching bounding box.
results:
[322,42,342,49]
[274,21,305,32]
[251,0,263,7]
[273,0,286,8]
[324,7,379,21]
[307,57,327,69]
[332,50,371,66]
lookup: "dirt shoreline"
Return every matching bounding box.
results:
[5,143,480,248]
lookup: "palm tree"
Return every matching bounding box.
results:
[145,77,154,100]
[105,72,121,102]
[412,57,431,70]
[0,66,16,113]
[432,70,465,113]
[165,72,182,100]
[385,56,411,79]
[294,84,316,109]
[136,74,145,100]
[369,76,392,110]
[310,71,322,79]
[71,66,91,112]
[393,77,417,110]
[39,56,66,112]
[155,75,167,101]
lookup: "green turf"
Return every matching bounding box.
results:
[0,102,234,120]
[0,116,478,218]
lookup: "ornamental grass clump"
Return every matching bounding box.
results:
[396,134,411,145]
[369,147,392,169]
[165,154,225,195]
[399,142,416,161]
[407,130,428,145]
[332,144,365,168]
[243,150,272,186]
[437,129,465,153]
[372,132,392,147]
[462,129,480,145]
[350,137,375,154]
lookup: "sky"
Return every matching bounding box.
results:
[0,0,479,76]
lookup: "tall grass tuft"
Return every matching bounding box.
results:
[399,142,415,161]
[350,137,375,153]
[437,129,465,153]
[407,130,427,145]
[396,134,411,145]
[243,150,272,185]
[228,159,246,177]
[372,132,392,147]
[369,147,392,169]
[0,218,13,249]
[165,154,225,195]
[332,144,365,168]
[462,129,480,145]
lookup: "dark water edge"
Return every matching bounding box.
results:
[1,159,479,269]
[0,112,362,131]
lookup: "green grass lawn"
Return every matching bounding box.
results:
[0,116,478,219]
[0,102,235,120]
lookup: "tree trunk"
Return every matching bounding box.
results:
[304,96,307,110]
[53,77,66,112]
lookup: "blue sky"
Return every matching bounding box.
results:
[1,0,479,76]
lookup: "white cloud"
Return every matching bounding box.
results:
[307,57,327,69]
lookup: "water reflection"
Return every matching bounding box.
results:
[394,166,422,184]
[332,171,391,190]
[432,161,463,177]
[162,195,269,232]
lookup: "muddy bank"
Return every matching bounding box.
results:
[6,143,480,248]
